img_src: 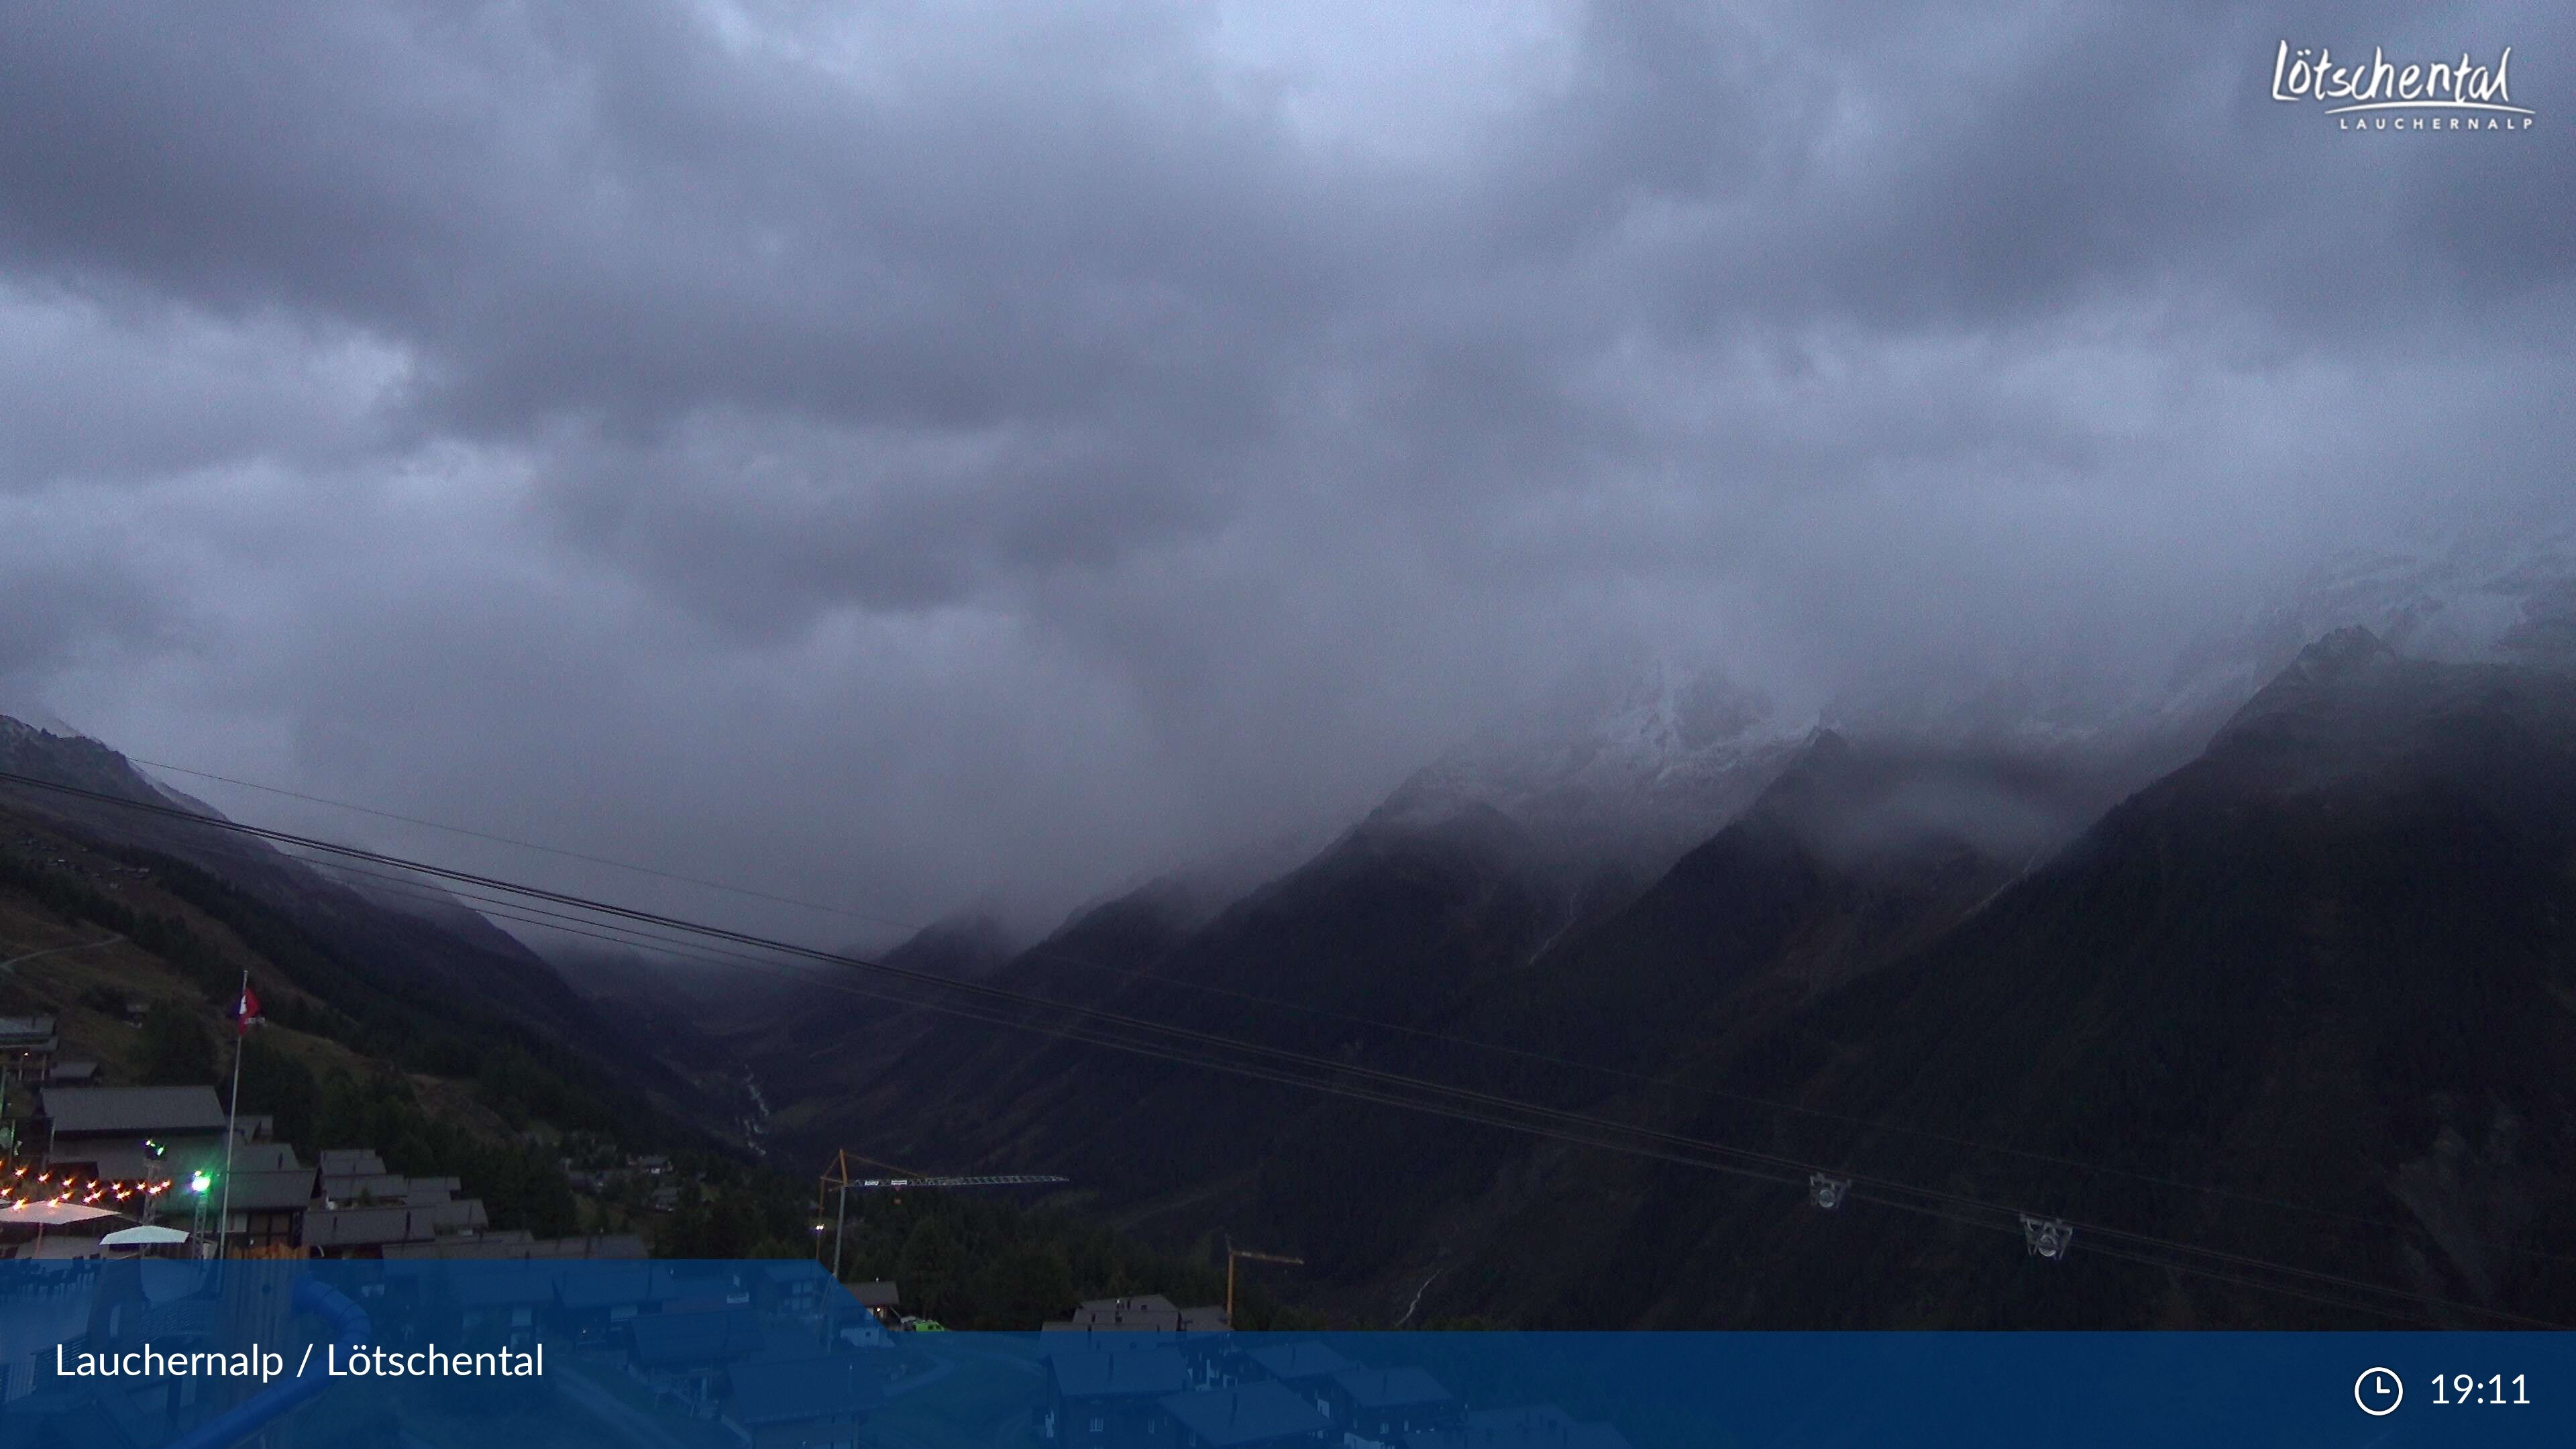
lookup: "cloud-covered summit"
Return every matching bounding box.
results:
[1,1,2567,934]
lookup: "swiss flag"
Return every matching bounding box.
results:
[233,982,263,1036]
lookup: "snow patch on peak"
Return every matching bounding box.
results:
[1370,657,1801,869]
[2290,625,2398,678]
[2167,522,2576,724]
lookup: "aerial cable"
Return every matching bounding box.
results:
[103,757,2569,1265]
[184,851,2573,1327]
[2,767,2556,1328]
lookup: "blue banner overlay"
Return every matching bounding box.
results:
[0,1260,2563,1447]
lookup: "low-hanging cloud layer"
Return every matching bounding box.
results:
[2,0,2569,938]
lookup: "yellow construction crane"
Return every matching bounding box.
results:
[814,1150,1067,1281]
[1224,1237,1305,1326]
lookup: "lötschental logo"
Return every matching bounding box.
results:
[2270,42,2535,131]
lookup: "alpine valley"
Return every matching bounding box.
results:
[8,535,2576,1328]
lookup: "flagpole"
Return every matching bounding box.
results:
[216,970,246,1260]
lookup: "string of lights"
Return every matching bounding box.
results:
[0,1159,178,1210]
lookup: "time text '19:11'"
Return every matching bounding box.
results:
[2430,1375,2530,1405]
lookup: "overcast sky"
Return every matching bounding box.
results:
[1,1,2569,941]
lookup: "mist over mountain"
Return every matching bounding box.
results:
[1520,627,2576,1328]
[7,1,2571,944]
[0,715,731,1134]
[724,623,2576,1328]
[4,0,2573,1339]
[1008,525,2576,938]
[1374,658,1795,880]
[1038,529,2576,949]
[12,546,2576,1328]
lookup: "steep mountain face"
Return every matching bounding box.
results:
[2159,525,2576,729]
[30,540,2556,1326]
[1436,629,2576,1328]
[672,796,1606,1297]
[0,715,719,1132]
[1456,731,2080,1090]
[747,628,2576,1328]
[669,650,2182,1234]
[686,880,1200,1161]
[1812,525,2576,775]
[774,729,2126,1313]
[668,910,1024,1131]
[1375,659,1798,883]
[755,663,1803,1197]
[875,913,1017,983]
[541,942,763,1083]
[1,718,568,1020]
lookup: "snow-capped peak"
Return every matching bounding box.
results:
[1368,657,1800,869]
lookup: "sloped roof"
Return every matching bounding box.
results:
[419,1199,490,1232]
[231,1143,305,1173]
[382,1234,645,1261]
[82,1143,183,1185]
[1081,1294,1178,1313]
[1063,1293,1218,1333]
[726,1354,879,1426]
[321,1172,409,1202]
[223,1169,320,1212]
[303,1205,425,1248]
[556,1263,724,1308]
[1052,1346,1189,1400]
[441,1265,563,1307]
[42,1086,227,1136]
[1332,1367,1454,1411]
[1160,1381,1333,1447]
[1246,1342,1357,1383]
[631,1309,767,1368]
[556,1264,652,1307]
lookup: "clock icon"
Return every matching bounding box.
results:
[2355,1367,2404,1416]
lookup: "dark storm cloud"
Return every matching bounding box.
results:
[0,1,1332,431]
[0,0,2568,931]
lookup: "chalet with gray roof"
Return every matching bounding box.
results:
[723,1353,879,1449]
[1160,1382,1334,1449]
[1046,1346,1190,1448]
[1328,1367,1460,1443]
